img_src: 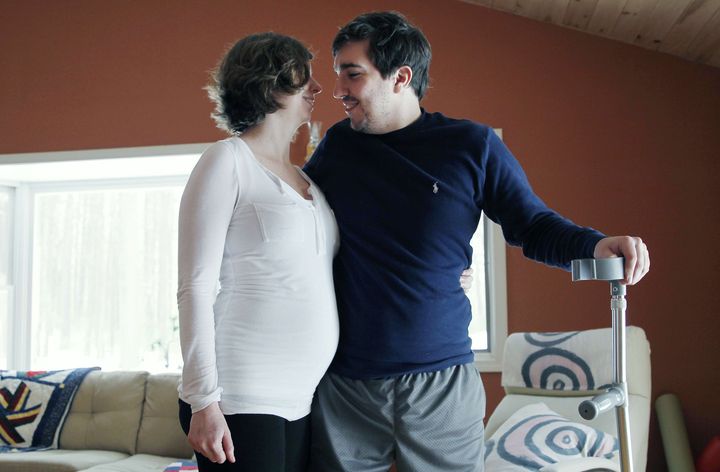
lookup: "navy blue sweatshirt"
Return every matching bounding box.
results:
[304,110,605,379]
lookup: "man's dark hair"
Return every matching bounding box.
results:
[332,11,431,100]
[207,32,312,134]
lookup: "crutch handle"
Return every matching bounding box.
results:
[579,387,625,420]
[571,257,625,282]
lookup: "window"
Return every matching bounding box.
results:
[468,216,508,371]
[468,128,508,372]
[1,140,507,373]
[0,145,204,371]
[0,186,13,369]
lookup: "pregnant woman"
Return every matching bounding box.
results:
[177,32,337,472]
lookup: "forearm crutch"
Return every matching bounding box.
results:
[571,257,633,472]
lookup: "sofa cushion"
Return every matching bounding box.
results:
[136,373,193,459]
[60,371,149,455]
[0,368,97,451]
[0,448,128,472]
[79,453,188,472]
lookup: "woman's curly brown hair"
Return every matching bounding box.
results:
[206,32,313,134]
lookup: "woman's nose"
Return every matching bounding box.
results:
[310,77,322,95]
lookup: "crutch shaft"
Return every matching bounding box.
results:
[571,259,635,472]
[612,280,633,472]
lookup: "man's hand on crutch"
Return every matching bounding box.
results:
[593,236,650,285]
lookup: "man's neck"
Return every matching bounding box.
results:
[382,101,422,134]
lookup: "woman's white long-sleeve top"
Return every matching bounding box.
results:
[177,137,339,421]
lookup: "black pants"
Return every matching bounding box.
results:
[179,400,309,472]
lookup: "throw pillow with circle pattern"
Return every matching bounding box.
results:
[484,402,619,471]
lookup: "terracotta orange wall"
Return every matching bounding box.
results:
[2,1,719,469]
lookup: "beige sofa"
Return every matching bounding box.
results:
[0,371,194,472]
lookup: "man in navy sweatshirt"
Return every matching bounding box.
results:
[304,11,650,472]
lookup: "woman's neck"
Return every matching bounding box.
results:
[241,116,297,165]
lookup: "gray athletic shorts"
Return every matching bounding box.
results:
[309,362,486,472]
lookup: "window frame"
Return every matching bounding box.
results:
[473,216,508,372]
[0,184,17,369]
[472,128,508,372]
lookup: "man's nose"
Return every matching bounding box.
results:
[333,80,346,100]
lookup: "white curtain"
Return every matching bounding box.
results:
[31,186,183,371]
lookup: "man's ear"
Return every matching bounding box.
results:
[393,65,413,92]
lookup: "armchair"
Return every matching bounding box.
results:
[484,327,651,471]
